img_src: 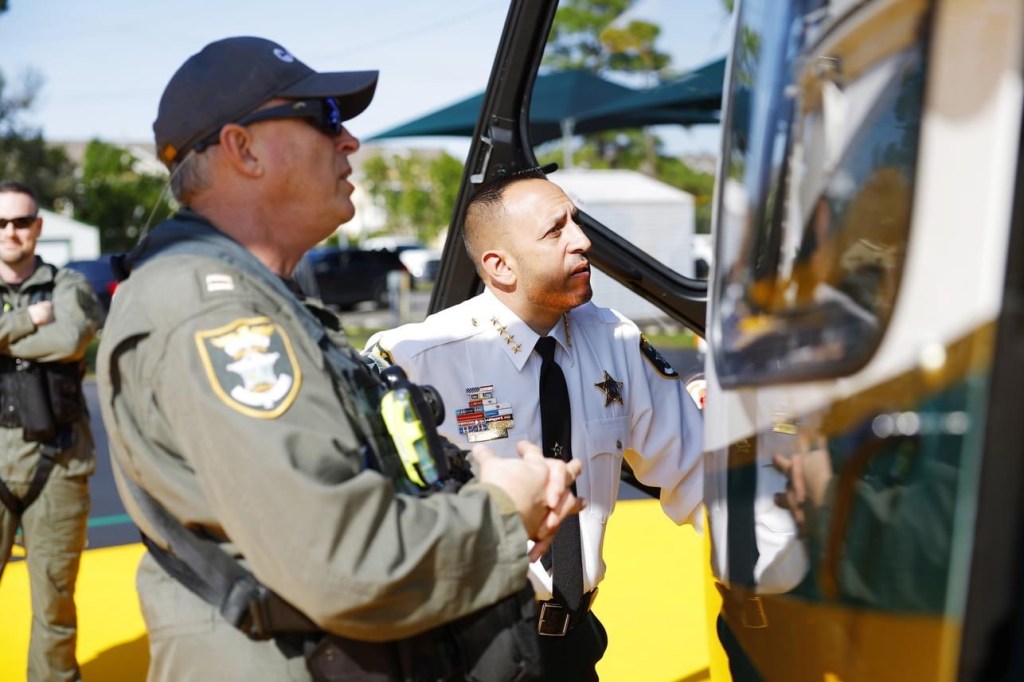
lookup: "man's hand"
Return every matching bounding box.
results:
[28,301,54,326]
[475,440,585,562]
[773,435,833,536]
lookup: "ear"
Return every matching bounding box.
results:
[217,124,263,178]
[480,248,517,289]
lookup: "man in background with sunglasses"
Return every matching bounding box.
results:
[97,36,584,681]
[0,180,102,682]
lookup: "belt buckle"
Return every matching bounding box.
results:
[740,596,768,629]
[716,582,769,630]
[537,602,570,637]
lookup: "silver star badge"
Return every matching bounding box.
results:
[594,370,624,407]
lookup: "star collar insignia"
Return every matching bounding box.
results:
[594,370,624,407]
[489,316,522,354]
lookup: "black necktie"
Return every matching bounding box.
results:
[535,336,584,613]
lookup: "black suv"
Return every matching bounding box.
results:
[304,246,408,310]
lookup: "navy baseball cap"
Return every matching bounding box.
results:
[153,36,378,169]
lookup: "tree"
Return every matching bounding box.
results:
[0,69,75,208]
[540,0,718,232]
[656,156,716,234]
[542,0,675,172]
[544,0,671,79]
[71,140,176,253]
[0,63,175,253]
[360,150,462,246]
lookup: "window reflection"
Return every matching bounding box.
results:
[713,0,927,385]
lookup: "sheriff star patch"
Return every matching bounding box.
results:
[195,316,301,418]
[640,334,679,379]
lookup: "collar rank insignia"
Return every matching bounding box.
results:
[490,317,522,353]
[456,384,516,443]
[594,370,624,407]
[366,340,395,367]
[195,316,301,419]
[640,333,679,379]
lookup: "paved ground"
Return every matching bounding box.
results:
[1,505,713,682]
[82,381,137,549]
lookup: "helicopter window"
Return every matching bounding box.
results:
[712,0,928,387]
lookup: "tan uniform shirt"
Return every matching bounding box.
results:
[97,231,530,643]
[0,258,100,483]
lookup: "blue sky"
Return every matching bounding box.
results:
[1,0,733,156]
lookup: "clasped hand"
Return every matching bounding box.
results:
[28,301,54,326]
[474,440,585,562]
[772,435,833,536]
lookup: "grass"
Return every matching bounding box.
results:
[85,337,100,377]
[642,328,700,350]
[343,326,377,351]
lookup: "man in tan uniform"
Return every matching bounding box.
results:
[0,180,101,682]
[96,36,583,681]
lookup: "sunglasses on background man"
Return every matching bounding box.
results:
[0,216,39,230]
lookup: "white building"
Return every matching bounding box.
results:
[35,209,101,266]
[549,169,696,324]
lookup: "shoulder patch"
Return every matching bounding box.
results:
[195,316,301,418]
[640,334,680,379]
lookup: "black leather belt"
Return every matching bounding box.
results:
[537,588,598,637]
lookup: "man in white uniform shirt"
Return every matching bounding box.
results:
[364,168,704,680]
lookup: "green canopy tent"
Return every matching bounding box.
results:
[368,63,724,167]
[368,69,706,168]
[576,56,727,129]
[368,70,641,142]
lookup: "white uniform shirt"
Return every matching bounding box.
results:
[365,288,704,599]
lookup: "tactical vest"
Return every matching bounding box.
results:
[114,212,542,682]
[0,264,86,517]
[0,263,87,440]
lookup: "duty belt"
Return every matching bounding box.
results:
[537,588,598,636]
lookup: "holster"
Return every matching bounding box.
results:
[43,360,86,424]
[17,360,59,442]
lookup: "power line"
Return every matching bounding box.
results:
[339,1,508,57]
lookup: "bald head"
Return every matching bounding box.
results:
[463,169,548,272]
[461,171,592,333]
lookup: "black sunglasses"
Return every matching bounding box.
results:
[0,215,39,230]
[193,97,344,154]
